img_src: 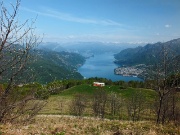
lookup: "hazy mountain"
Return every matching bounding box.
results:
[39,42,144,57]
[114,38,180,65]
[38,42,66,52]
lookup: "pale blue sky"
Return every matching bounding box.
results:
[5,0,180,43]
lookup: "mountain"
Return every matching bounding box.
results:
[39,42,144,57]
[38,42,66,52]
[30,50,86,84]
[114,38,180,65]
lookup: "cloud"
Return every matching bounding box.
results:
[165,24,171,28]
[21,7,122,26]
[156,33,160,36]
[43,33,143,43]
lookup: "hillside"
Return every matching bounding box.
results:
[114,38,180,65]
[30,50,86,84]
[40,84,156,114]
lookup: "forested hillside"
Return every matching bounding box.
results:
[30,50,85,83]
[114,38,180,65]
[30,50,85,84]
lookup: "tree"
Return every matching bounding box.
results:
[126,90,145,121]
[92,88,108,118]
[69,94,87,116]
[108,92,122,119]
[149,46,180,124]
[47,80,65,95]
[0,0,46,123]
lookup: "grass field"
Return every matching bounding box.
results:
[40,84,157,116]
[54,84,156,98]
[1,84,180,135]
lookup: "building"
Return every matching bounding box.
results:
[93,82,105,87]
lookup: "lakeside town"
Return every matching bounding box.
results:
[114,64,146,77]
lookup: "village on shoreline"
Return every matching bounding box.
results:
[114,64,146,77]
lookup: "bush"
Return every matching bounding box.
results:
[35,88,50,100]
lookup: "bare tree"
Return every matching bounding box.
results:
[149,46,180,124]
[92,88,108,119]
[108,92,122,119]
[0,0,46,123]
[126,90,145,121]
[69,94,86,116]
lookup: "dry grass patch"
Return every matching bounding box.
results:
[39,96,71,114]
[0,115,179,135]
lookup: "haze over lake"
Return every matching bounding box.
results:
[78,53,143,82]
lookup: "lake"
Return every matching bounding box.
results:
[78,53,143,82]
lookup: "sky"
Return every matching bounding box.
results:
[4,0,180,43]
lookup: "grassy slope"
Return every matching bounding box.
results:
[60,84,156,100]
[40,84,157,114]
[1,85,179,135]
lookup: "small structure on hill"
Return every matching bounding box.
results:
[93,82,105,87]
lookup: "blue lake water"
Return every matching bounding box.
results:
[78,53,143,82]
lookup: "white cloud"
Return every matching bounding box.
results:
[156,33,160,36]
[165,24,171,28]
[21,7,122,26]
[43,33,143,43]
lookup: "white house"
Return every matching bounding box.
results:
[93,82,105,87]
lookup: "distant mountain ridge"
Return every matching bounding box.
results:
[114,38,180,65]
[39,42,144,57]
